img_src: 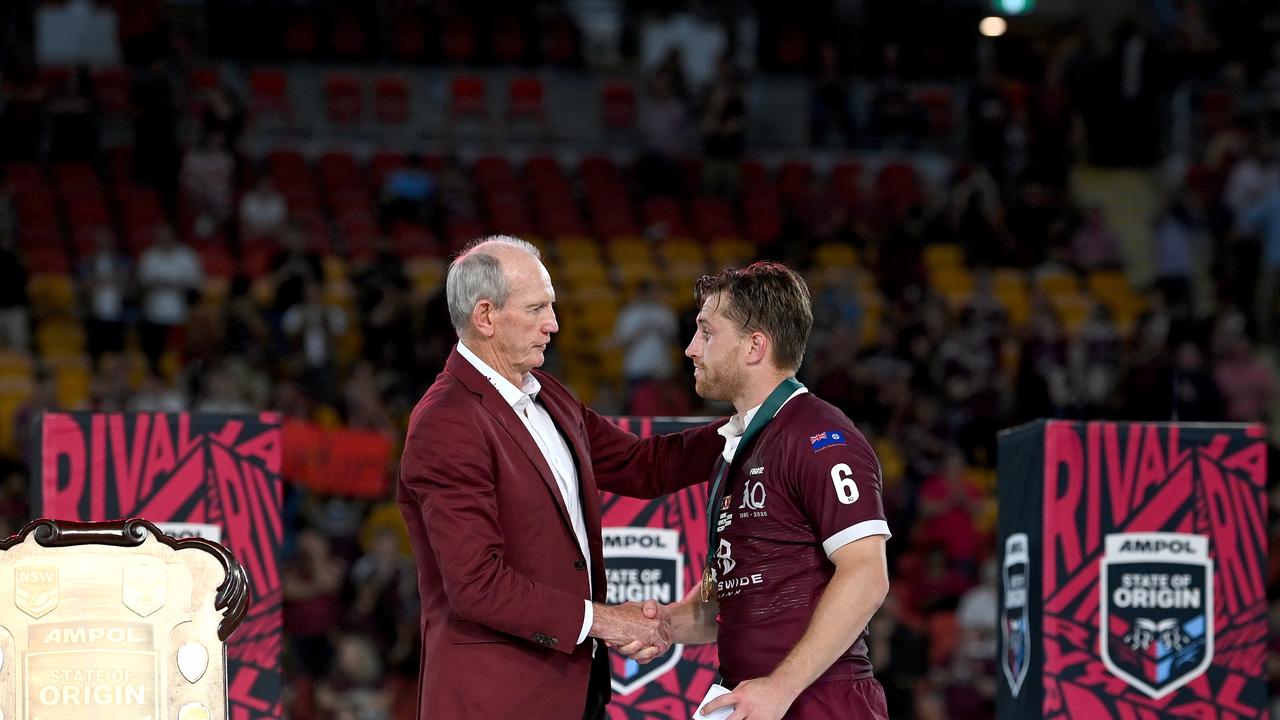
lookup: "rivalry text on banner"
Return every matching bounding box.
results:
[997,420,1267,720]
[34,412,283,720]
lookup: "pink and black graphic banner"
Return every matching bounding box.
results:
[34,412,283,720]
[602,417,720,719]
[997,420,1268,719]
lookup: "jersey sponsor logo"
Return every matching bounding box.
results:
[1099,532,1213,699]
[747,466,764,475]
[1001,533,1030,697]
[738,479,766,515]
[808,430,847,452]
[715,539,736,575]
[602,527,685,695]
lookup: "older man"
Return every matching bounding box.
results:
[398,236,723,719]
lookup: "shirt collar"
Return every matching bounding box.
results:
[716,385,809,443]
[457,341,541,408]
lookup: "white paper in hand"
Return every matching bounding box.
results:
[692,683,734,720]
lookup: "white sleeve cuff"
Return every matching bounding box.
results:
[578,600,594,645]
[823,519,891,557]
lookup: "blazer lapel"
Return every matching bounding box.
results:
[445,349,573,530]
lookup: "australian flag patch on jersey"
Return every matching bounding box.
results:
[808,430,847,452]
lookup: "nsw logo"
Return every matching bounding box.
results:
[808,430,847,452]
[1001,533,1030,697]
[1099,532,1213,699]
[602,527,684,696]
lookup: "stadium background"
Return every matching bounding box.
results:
[0,0,1277,717]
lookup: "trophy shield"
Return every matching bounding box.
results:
[0,518,250,720]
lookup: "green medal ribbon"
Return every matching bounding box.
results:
[701,377,803,601]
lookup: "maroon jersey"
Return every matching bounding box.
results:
[712,391,890,686]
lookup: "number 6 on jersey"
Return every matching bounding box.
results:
[829,463,860,504]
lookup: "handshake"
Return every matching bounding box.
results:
[591,598,671,664]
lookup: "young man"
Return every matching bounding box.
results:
[626,261,891,720]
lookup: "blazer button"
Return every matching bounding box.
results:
[574,559,587,571]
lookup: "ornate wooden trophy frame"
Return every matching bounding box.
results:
[0,518,250,720]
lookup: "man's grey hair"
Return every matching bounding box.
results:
[446,235,542,335]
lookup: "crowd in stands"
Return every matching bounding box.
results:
[0,2,1278,718]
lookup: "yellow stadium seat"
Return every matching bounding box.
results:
[1035,270,1079,297]
[922,243,964,271]
[607,236,653,265]
[930,267,974,309]
[1051,293,1092,335]
[659,238,706,266]
[35,320,87,357]
[554,235,601,263]
[47,354,91,409]
[0,375,35,458]
[28,274,78,317]
[322,255,348,282]
[406,257,445,300]
[709,237,754,267]
[558,260,609,290]
[0,350,33,380]
[813,242,860,269]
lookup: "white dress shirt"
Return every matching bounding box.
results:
[457,342,595,644]
[717,386,809,463]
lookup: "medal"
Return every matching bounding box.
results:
[701,565,717,602]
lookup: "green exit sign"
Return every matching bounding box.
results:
[994,0,1034,14]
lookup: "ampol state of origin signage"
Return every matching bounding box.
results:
[997,420,1267,720]
[34,412,283,720]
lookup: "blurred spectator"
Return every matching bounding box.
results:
[270,225,324,317]
[129,371,188,412]
[701,55,746,196]
[0,232,29,351]
[47,65,98,162]
[380,154,436,226]
[1170,340,1225,421]
[194,364,254,413]
[1239,178,1280,344]
[1212,318,1277,422]
[867,593,928,720]
[0,50,45,162]
[78,227,131,359]
[283,528,347,679]
[136,225,203,371]
[1070,205,1123,271]
[1154,190,1209,323]
[636,67,692,196]
[611,280,679,395]
[239,176,288,242]
[198,83,246,150]
[131,59,180,205]
[180,129,236,237]
[315,632,393,720]
[915,450,985,575]
[280,282,347,400]
[810,42,856,148]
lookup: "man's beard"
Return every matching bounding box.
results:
[695,363,743,403]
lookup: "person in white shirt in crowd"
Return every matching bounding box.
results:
[136,224,203,371]
[610,280,679,402]
[239,175,288,242]
[78,226,132,359]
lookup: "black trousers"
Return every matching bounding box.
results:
[582,648,610,720]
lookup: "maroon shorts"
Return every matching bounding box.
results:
[782,676,889,720]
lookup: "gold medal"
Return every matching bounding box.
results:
[701,565,716,602]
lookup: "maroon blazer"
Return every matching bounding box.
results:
[398,347,724,719]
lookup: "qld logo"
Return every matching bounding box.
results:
[1100,532,1213,699]
[1001,533,1030,697]
[602,527,684,696]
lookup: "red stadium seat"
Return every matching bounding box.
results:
[391,16,427,61]
[641,197,689,236]
[507,75,545,121]
[540,14,579,65]
[324,73,363,125]
[441,15,477,63]
[331,12,368,59]
[474,156,516,191]
[282,13,318,57]
[600,81,635,130]
[445,219,488,253]
[449,75,488,119]
[91,67,131,115]
[691,196,740,239]
[373,75,411,125]
[249,69,292,123]
[369,151,406,191]
[777,161,814,205]
[830,162,863,207]
[393,222,441,259]
[491,15,527,64]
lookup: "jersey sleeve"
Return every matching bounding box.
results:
[786,423,891,557]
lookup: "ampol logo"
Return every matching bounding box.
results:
[1001,533,1030,697]
[1099,532,1213,699]
[602,527,684,696]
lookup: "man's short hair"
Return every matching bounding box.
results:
[446,235,541,335]
[694,261,813,371]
